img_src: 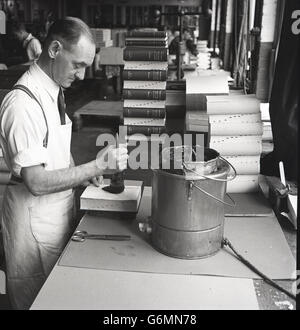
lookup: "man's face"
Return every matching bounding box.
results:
[183,31,191,40]
[52,35,95,88]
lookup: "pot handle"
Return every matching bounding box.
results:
[191,182,236,207]
[183,156,237,182]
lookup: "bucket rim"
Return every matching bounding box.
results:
[153,160,230,181]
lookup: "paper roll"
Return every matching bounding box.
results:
[210,122,263,136]
[210,136,262,156]
[223,156,260,175]
[207,95,260,114]
[186,75,229,96]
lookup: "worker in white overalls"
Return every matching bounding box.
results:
[0,17,128,310]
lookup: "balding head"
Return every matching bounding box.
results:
[38,17,96,89]
[44,17,95,51]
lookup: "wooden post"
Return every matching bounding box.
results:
[161,5,165,26]
[113,4,117,26]
[256,0,278,101]
[121,5,126,26]
[223,0,234,70]
[249,0,257,30]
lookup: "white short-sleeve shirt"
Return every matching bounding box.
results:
[23,33,42,61]
[0,63,69,177]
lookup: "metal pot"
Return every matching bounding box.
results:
[150,157,231,259]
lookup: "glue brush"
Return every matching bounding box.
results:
[102,133,125,194]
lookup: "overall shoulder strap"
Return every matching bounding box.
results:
[12,84,49,147]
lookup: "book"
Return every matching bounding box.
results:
[123,117,166,127]
[122,91,165,105]
[124,48,168,61]
[222,155,261,175]
[262,123,273,141]
[125,40,168,47]
[186,75,229,96]
[206,94,260,114]
[210,135,262,156]
[123,70,167,81]
[126,125,166,136]
[186,124,210,133]
[186,112,209,125]
[126,31,167,38]
[125,37,167,41]
[123,107,166,118]
[80,180,143,213]
[209,113,262,123]
[124,61,168,71]
[210,122,263,136]
[123,80,166,90]
[123,99,166,109]
[123,89,166,100]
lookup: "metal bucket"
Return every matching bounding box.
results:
[150,153,232,259]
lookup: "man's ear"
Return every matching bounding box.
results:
[48,40,63,59]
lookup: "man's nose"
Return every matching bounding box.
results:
[75,67,86,80]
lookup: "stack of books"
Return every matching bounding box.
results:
[196,40,211,70]
[111,28,127,47]
[185,74,230,149]
[211,57,221,70]
[206,93,264,193]
[90,28,113,48]
[122,30,169,138]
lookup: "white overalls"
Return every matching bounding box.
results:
[0,63,75,309]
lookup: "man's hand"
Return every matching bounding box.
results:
[96,144,128,174]
[82,175,104,187]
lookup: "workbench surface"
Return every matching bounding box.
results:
[31,188,296,310]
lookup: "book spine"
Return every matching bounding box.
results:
[126,125,166,136]
[124,48,168,61]
[126,31,167,38]
[125,40,167,47]
[123,89,166,100]
[123,108,166,118]
[123,70,167,81]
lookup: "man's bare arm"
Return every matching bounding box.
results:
[21,146,128,196]
[21,160,102,196]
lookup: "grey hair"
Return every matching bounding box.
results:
[44,16,95,50]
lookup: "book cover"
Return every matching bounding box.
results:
[123,80,166,90]
[125,40,168,47]
[126,125,166,136]
[80,181,143,212]
[124,48,168,61]
[123,117,166,127]
[123,70,167,81]
[123,89,166,100]
[126,31,167,38]
[123,107,166,118]
[124,61,168,71]
[123,99,166,109]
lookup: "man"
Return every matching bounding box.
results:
[0,17,128,310]
[182,29,198,57]
[11,21,42,61]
